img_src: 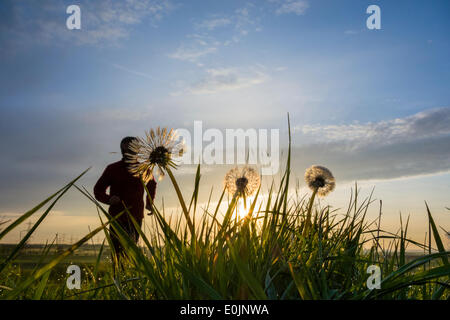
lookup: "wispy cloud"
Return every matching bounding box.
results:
[111,63,154,80]
[181,66,269,95]
[233,6,260,38]
[170,4,261,64]
[0,0,175,51]
[168,33,221,63]
[168,44,217,62]
[195,6,260,36]
[274,0,309,16]
[196,17,232,30]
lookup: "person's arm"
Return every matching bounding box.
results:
[94,166,113,205]
[145,178,157,213]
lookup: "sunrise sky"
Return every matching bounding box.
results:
[0,0,449,247]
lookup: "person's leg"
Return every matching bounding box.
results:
[110,217,142,272]
[124,217,142,244]
[109,225,123,255]
[109,225,123,277]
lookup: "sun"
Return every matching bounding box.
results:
[234,197,253,220]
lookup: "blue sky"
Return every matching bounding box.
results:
[0,0,449,245]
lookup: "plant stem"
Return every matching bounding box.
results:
[166,167,196,240]
[302,189,317,237]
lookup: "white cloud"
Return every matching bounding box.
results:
[168,33,219,62]
[275,0,309,16]
[296,107,450,147]
[168,45,217,62]
[291,107,450,182]
[185,67,269,95]
[196,18,232,30]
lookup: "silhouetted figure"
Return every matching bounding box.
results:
[94,137,156,259]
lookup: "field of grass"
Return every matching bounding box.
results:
[0,122,449,300]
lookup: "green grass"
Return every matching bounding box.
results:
[0,120,449,300]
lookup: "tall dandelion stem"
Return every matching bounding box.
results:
[303,188,317,236]
[216,193,239,246]
[302,165,335,236]
[166,167,196,239]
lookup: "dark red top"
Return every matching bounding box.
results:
[94,160,156,221]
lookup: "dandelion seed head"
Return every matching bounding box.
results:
[224,166,261,197]
[149,146,170,167]
[125,127,185,181]
[304,165,335,196]
[235,177,249,193]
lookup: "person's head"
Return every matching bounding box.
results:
[120,136,137,157]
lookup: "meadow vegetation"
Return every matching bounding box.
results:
[0,120,448,300]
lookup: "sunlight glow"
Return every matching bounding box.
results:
[234,197,254,220]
